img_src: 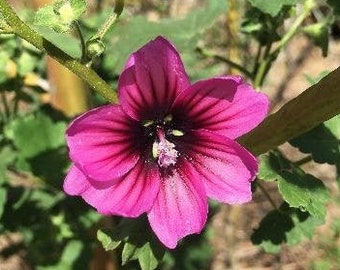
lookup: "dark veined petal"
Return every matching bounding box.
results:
[147,162,208,249]
[66,105,143,182]
[175,130,258,204]
[118,36,190,121]
[172,76,269,139]
[66,160,161,217]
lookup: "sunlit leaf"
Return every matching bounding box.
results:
[97,229,122,251]
[33,26,81,58]
[290,114,340,165]
[258,153,283,181]
[97,217,165,269]
[278,170,330,219]
[122,241,139,265]
[285,207,324,246]
[252,204,324,253]
[100,0,227,72]
[34,0,86,33]
[4,112,67,158]
[138,242,161,270]
[247,0,299,16]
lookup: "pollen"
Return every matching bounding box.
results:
[153,128,178,168]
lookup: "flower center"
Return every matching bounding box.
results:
[152,128,178,168]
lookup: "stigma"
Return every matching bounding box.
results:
[152,128,178,168]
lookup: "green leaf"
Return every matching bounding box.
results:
[258,153,284,181]
[241,7,282,45]
[290,114,340,165]
[17,51,37,76]
[0,146,16,183]
[251,209,293,253]
[122,241,140,265]
[278,170,330,218]
[28,147,69,185]
[100,0,227,72]
[138,242,161,270]
[60,240,83,265]
[33,26,81,58]
[328,0,340,17]
[303,21,331,57]
[252,204,324,253]
[325,114,340,139]
[97,217,165,269]
[0,188,7,219]
[34,0,86,33]
[37,240,83,270]
[247,0,299,17]
[0,12,7,29]
[121,239,164,270]
[4,111,66,158]
[97,229,122,251]
[54,0,87,22]
[257,151,330,223]
[34,5,68,33]
[285,207,324,246]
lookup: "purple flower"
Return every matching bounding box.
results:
[63,36,269,248]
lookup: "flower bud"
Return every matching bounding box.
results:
[86,38,106,59]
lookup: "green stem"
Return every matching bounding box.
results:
[0,0,117,103]
[74,21,86,63]
[293,155,313,166]
[196,46,252,78]
[272,0,315,57]
[257,181,278,209]
[1,91,10,121]
[252,42,262,79]
[90,12,118,42]
[90,0,124,42]
[238,66,340,155]
[253,42,272,88]
[253,0,315,88]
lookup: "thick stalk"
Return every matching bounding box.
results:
[238,66,340,155]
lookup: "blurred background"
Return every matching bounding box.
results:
[0,0,340,269]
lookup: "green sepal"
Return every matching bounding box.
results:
[34,0,86,33]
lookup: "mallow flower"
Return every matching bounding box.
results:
[63,36,269,248]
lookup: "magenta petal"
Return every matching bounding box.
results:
[118,36,190,121]
[66,105,141,182]
[177,130,258,204]
[79,160,161,217]
[147,163,208,249]
[172,76,269,139]
[63,164,90,195]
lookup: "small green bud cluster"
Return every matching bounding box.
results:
[34,0,86,33]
